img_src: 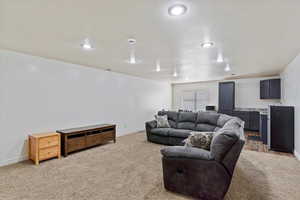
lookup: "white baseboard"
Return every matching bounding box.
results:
[294,150,300,160]
[0,155,28,167]
[0,130,145,167]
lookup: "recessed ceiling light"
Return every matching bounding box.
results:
[156,61,161,72]
[225,64,231,72]
[129,55,136,64]
[217,53,224,63]
[201,42,214,48]
[81,38,94,50]
[173,71,178,77]
[168,4,187,16]
[127,38,139,64]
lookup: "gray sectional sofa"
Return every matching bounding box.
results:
[145,111,245,200]
[146,111,233,145]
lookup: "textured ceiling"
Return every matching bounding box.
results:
[0,0,300,83]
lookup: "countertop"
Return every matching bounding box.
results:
[234,108,268,115]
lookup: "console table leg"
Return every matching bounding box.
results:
[64,135,68,157]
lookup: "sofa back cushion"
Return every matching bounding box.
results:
[177,112,197,130]
[217,114,234,127]
[194,112,220,131]
[158,111,178,128]
[210,118,244,162]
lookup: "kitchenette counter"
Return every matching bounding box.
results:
[234,107,268,115]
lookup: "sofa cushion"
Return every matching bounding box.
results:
[168,129,191,138]
[210,117,245,161]
[210,129,239,162]
[155,115,170,128]
[158,111,178,128]
[150,128,172,137]
[214,127,221,132]
[217,114,234,127]
[196,112,220,126]
[195,123,217,132]
[223,117,245,131]
[161,146,212,160]
[177,112,197,130]
[184,131,214,150]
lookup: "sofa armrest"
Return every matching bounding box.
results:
[161,146,212,160]
[145,120,157,130]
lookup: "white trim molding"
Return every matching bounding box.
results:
[294,150,300,160]
[0,155,28,167]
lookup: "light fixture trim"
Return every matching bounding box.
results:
[217,53,224,63]
[129,55,136,64]
[225,63,231,72]
[81,38,94,50]
[156,61,161,72]
[168,4,188,16]
[128,38,137,45]
[173,71,178,77]
[200,41,214,48]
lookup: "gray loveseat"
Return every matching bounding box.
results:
[145,111,245,200]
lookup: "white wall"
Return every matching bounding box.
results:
[281,53,300,159]
[172,77,281,110]
[0,49,171,166]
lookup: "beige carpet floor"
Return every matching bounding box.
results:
[1,132,300,200]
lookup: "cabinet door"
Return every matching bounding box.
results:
[260,114,268,144]
[218,110,233,116]
[271,106,294,153]
[233,111,250,130]
[269,79,281,99]
[219,82,235,111]
[250,112,260,131]
[260,80,269,99]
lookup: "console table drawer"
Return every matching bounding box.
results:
[39,136,59,149]
[39,146,59,161]
[102,131,115,141]
[86,134,102,147]
[67,137,86,152]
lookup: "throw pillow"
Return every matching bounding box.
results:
[184,131,214,150]
[155,115,170,128]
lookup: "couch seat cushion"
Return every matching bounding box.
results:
[168,129,192,138]
[150,128,172,136]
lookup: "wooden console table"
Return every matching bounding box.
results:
[57,124,116,157]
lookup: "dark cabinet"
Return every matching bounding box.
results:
[270,106,294,153]
[260,79,281,99]
[233,111,250,129]
[219,82,235,113]
[250,111,260,131]
[260,114,268,144]
[232,111,259,131]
